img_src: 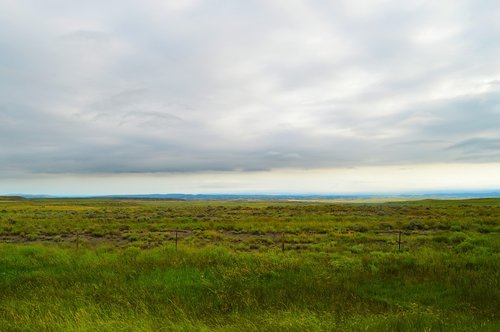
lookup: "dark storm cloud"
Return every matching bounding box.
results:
[1,0,500,178]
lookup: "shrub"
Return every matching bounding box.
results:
[405,221,425,230]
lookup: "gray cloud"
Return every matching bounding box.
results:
[450,138,500,151]
[1,0,500,178]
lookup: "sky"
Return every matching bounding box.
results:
[1,0,500,195]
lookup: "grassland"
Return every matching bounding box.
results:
[0,197,498,331]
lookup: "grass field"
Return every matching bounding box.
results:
[0,197,498,331]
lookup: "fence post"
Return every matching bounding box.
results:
[398,231,401,252]
[281,232,285,253]
[76,231,79,251]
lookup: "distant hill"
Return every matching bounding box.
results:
[98,194,372,201]
[5,191,500,201]
[0,196,25,200]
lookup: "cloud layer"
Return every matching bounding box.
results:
[1,0,500,179]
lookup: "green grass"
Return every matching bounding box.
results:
[0,198,499,331]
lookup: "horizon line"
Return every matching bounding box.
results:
[3,190,500,199]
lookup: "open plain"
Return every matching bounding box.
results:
[0,197,498,331]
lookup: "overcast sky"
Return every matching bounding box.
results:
[1,0,500,195]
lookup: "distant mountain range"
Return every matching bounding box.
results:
[4,191,500,200]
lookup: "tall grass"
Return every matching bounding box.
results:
[0,243,498,331]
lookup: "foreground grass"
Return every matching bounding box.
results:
[0,243,498,331]
[0,198,499,330]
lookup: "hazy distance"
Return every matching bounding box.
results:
[1,1,499,195]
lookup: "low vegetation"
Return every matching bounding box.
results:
[0,198,498,331]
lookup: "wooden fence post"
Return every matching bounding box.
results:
[398,231,402,252]
[281,232,285,253]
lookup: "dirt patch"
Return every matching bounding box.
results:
[0,234,130,246]
[222,231,275,238]
[374,230,437,236]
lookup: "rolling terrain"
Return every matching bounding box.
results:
[0,198,498,331]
